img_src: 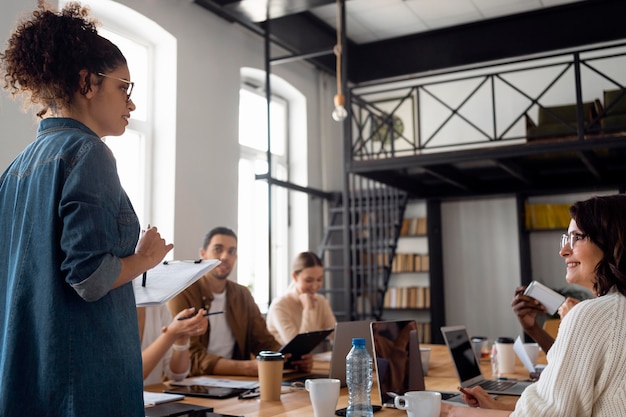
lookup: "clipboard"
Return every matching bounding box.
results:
[133,259,220,306]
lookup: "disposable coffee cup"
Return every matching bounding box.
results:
[495,337,515,374]
[256,350,284,401]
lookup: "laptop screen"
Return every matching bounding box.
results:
[440,326,483,382]
[371,320,424,406]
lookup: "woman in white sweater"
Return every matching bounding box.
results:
[442,194,626,417]
[266,252,336,346]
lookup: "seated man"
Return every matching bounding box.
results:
[169,226,312,376]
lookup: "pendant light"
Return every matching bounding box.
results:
[332,0,347,122]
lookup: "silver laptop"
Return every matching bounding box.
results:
[440,325,532,396]
[283,320,373,387]
[329,320,374,386]
[371,320,462,407]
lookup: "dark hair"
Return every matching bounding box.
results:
[202,227,237,250]
[292,251,323,275]
[570,194,626,297]
[0,1,127,117]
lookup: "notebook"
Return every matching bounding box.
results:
[371,320,462,407]
[440,325,532,396]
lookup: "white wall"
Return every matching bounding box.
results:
[442,196,522,341]
[2,0,613,341]
[0,0,342,262]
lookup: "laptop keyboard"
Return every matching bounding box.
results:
[477,380,516,391]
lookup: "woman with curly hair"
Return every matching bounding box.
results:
[443,194,626,417]
[0,2,173,415]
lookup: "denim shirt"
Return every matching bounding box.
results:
[0,118,143,416]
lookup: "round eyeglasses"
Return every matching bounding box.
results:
[560,232,588,250]
[97,72,134,102]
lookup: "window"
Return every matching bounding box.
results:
[59,0,177,241]
[237,85,289,312]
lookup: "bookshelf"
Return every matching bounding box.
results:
[384,200,432,343]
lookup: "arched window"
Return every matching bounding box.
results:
[59,0,176,238]
[238,69,309,311]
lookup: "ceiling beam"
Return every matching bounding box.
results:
[351,0,626,84]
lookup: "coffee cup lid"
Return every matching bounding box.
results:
[496,337,514,344]
[471,336,487,341]
[256,350,284,361]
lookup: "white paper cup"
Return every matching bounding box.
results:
[495,337,516,374]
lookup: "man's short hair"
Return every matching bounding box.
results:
[202,226,237,250]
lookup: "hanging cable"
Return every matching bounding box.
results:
[332,0,347,122]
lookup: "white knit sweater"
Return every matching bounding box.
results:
[511,290,626,417]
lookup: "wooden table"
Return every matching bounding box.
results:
[146,344,544,416]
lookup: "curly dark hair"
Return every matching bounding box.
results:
[0,0,127,117]
[570,194,626,297]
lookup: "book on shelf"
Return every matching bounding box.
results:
[391,253,429,272]
[383,286,430,309]
[399,217,428,236]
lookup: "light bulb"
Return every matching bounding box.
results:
[332,93,348,122]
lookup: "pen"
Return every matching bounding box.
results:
[141,224,150,287]
[238,388,259,399]
[177,311,225,321]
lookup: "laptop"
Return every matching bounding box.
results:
[371,320,462,407]
[283,320,373,387]
[440,325,532,396]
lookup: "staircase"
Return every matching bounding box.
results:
[317,175,409,321]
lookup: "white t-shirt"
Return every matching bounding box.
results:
[207,291,235,359]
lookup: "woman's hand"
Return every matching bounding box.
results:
[298,292,317,310]
[511,285,546,331]
[557,297,579,319]
[288,352,314,373]
[136,226,174,270]
[166,308,208,342]
[459,386,513,410]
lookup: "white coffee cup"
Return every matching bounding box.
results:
[495,337,516,374]
[420,347,431,376]
[305,378,340,417]
[524,342,540,365]
[394,391,441,417]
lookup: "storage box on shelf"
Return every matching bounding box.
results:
[524,203,570,230]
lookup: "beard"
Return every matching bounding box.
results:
[210,265,231,280]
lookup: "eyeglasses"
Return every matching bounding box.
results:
[560,232,588,250]
[97,72,134,102]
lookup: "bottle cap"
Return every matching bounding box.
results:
[496,337,514,344]
[352,337,366,347]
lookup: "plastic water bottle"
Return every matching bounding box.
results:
[346,337,373,417]
[490,343,499,378]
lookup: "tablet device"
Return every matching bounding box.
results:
[163,385,248,399]
[279,328,334,366]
